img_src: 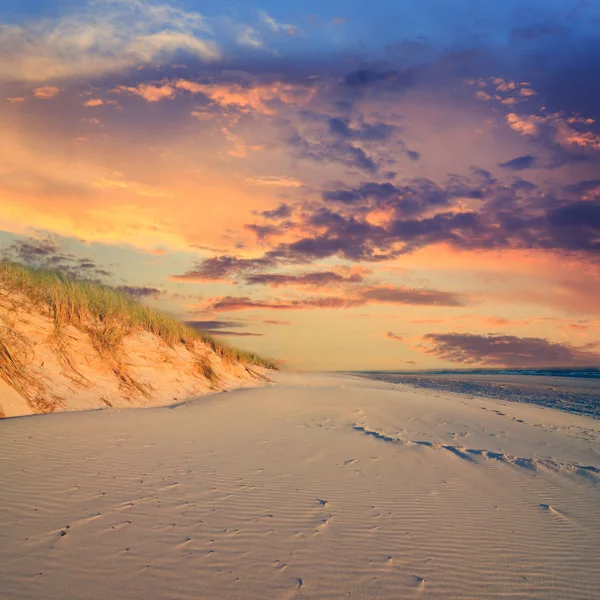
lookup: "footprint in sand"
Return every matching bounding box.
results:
[272,560,287,571]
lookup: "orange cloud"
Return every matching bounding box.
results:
[115,83,176,102]
[483,317,530,326]
[506,111,600,149]
[177,80,317,114]
[244,175,302,187]
[33,86,60,99]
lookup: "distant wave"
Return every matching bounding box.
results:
[358,367,600,379]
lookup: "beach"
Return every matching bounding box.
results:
[1,372,599,599]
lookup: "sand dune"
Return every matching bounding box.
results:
[1,372,599,599]
[0,277,273,418]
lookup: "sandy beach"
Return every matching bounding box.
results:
[1,372,598,599]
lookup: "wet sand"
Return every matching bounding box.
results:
[356,372,600,418]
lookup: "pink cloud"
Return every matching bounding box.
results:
[33,86,60,99]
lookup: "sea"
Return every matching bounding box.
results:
[354,368,600,419]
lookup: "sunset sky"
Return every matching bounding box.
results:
[1,0,599,370]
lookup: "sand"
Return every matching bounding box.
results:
[1,372,599,599]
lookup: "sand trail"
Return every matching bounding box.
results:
[1,373,599,599]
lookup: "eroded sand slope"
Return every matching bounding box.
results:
[0,293,272,418]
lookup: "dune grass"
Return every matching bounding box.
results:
[0,262,277,370]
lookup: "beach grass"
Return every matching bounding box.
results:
[0,262,277,370]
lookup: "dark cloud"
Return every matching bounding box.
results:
[171,255,275,281]
[321,179,455,216]
[562,179,600,196]
[205,282,466,312]
[207,296,296,311]
[386,332,403,342]
[185,320,244,330]
[327,118,397,142]
[240,174,600,267]
[245,224,282,240]
[546,201,600,252]
[285,124,379,173]
[185,319,262,337]
[117,285,162,299]
[360,287,466,306]
[245,271,363,287]
[260,203,292,219]
[206,295,362,312]
[204,330,264,337]
[422,333,600,367]
[1,236,113,280]
[498,155,537,170]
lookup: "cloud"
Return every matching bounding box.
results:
[238,171,600,268]
[286,129,378,172]
[498,154,537,170]
[244,176,302,188]
[115,83,176,102]
[207,330,263,337]
[327,118,397,142]
[205,295,363,312]
[116,285,162,298]
[260,204,292,219]
[259,11,296,35]
[421,333,600,367]
[201,281,465,312]
[33,86,60,99]
[321,179,455,215]
[360,286,466,306]
[0,0,219,83]
[483,317,530,326]
[244,271,364,287]
[171,255,275,282]
[237,26,263,48]
[185,320,243,330]
[1,236,112,279]
[386,331,403,342]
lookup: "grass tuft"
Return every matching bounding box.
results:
[0,312,62,413]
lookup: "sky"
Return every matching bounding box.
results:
[1,0,600,370]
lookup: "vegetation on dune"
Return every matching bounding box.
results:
[0,262,277,370]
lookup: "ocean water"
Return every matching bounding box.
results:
[354,369,600,419]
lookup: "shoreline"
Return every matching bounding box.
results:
[353,371,600,419]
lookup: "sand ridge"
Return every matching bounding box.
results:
[1,372,599,599]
